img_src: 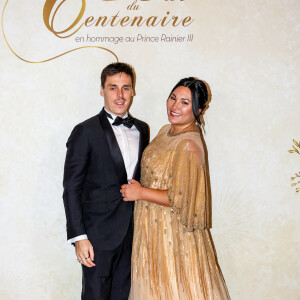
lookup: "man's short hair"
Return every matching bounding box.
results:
[101,62,134,87]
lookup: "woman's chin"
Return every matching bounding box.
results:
[168,116,179,124]
[169,119,184,126]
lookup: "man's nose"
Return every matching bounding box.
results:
[117,89,123,99]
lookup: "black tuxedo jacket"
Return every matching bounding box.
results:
[63,108,149,250]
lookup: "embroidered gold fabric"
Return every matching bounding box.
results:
[129,125,230,300]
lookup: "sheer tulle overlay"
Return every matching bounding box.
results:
[129,125,230,300]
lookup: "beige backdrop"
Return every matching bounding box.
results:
[0,0,299,299]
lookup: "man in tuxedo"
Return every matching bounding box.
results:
[63,62,149,300]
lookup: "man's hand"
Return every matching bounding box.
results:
[75,239,96,268]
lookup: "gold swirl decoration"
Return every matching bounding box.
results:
[1,0,119,63]
[288,139,300,193]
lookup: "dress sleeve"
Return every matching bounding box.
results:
[168,139,210,231]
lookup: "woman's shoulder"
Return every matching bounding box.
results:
[157,124,171,136]
[175,132,205,165]
[175,132,205,163]
[176,135,202,152]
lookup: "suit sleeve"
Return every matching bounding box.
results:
[63,124,90,240]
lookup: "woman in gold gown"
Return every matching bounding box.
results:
[121,78,230,300]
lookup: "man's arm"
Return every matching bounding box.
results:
[68,234,88,244]
[63,124,89,239]
[63,124,95,268]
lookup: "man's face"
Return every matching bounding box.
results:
[101,72,133,117]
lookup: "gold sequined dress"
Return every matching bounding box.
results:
[129,125,230,300]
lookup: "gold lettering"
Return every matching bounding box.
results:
[182,16,193,27]
[145,16,159,27]
[110,12,121,27]
[161,11,171,27]
[43,0,85,38]
[127,0,140,10]
[85,16,94,27]
[172,16,180,27]
[120,16,130,26]
[131,16,145,27]
[95,16,109,26]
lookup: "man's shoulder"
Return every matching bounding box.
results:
[77,114,100,128]
[133,117,149,130]
[134,118,150,136]
[69,114,101,138]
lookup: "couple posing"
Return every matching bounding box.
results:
[63,62,230,300]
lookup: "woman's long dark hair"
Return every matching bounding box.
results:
[169,77,209,126]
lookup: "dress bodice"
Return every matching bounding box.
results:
[139,124,210,231]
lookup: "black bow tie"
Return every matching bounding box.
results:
[112,116,135,129]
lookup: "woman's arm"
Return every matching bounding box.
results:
[121,179,170,207]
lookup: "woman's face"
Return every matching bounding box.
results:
[167,86,195,126]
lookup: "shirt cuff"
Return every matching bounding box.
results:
[68,234,88,244]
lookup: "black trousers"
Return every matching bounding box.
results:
[81,223,133,300]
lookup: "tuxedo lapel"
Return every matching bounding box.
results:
[98,109,128,184]
[132,119,147,180]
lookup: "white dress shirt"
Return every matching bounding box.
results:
[68,109,140,244]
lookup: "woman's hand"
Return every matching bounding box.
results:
[121,179,143,201]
